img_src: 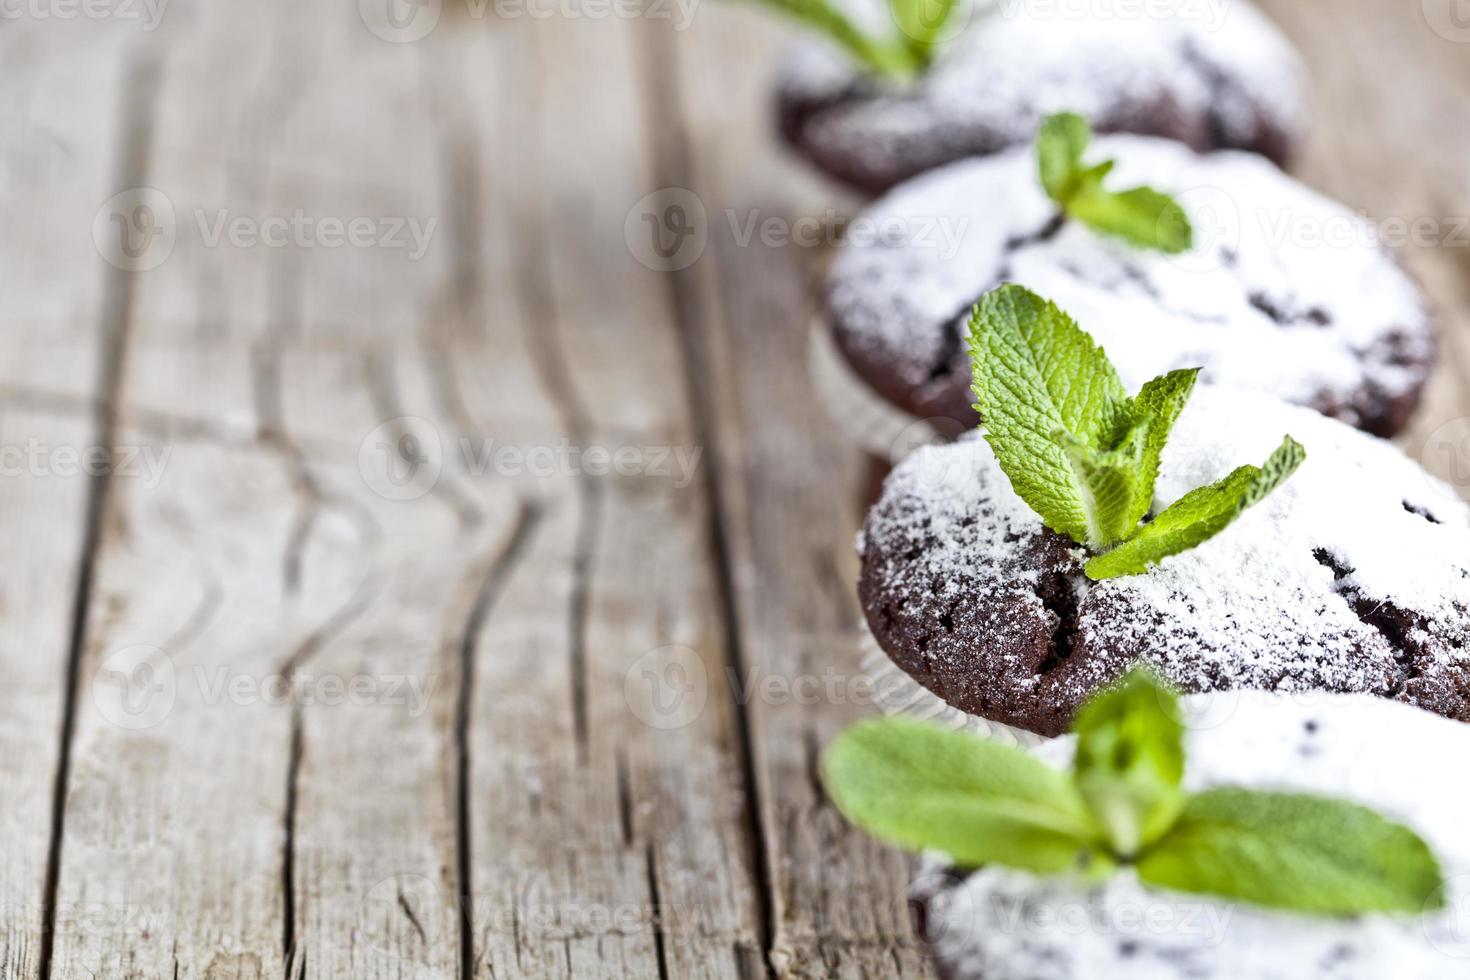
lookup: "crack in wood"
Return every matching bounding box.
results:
[566,482,602,764]
[455,501,544,980]
[362,349,484,530]
[633,20,777,980]
[397,887,430,948]
[499,143,601,766]
[257,313,390,976]
[645,844,671,980]
[161,572,225,657]
[615,748,635,848]
[254,361,324,599]
[282,700,304,970]
[803,729,828,809]
[39,48,162,980]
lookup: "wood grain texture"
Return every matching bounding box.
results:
[44,3,764,979]
[2,0,1470,978]
[446,16,764,979]
[0,20,137,980]
[649,7,937,978]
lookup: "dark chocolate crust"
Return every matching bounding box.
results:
[857,400,1470,737]
[860,509,1470,738]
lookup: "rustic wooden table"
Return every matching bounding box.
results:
[2,0,1469,977]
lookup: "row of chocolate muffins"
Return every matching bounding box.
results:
[737,1,1470,976]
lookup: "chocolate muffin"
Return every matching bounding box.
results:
[912,691,1470,979]
[858,385,1470,737]
[826,135,1435,439]
[777,0,1305,195]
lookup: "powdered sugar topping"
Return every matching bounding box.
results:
[862,386,1470,714]
[826,136,1432,429]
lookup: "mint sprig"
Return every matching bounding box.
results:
[1084,437,1306,579]
[737,0,956,79]
[968,284,1305,580]
[823,668,1446,917]
[1036,112,1193,254]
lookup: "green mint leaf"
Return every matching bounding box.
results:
[1137,788,1446,915]
[1128,368,1200,527]
[1071,667,1186,857]
[1084,436,1306,580]
[822,716,1102,872]
[1037,112,1092,203]
[1069,184,1194,254]
[739,0,921,78]
[888,0,956,66]
[1075,159,1114,187]
[1033,113,1194,253]
[1054,419,1150,548]
[1236,434,1308,507]
[968,284,1130,545]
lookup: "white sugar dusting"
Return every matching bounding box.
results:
[864,385,1470,694]
[827,134,1433,420]
[920,692,1470,979]
[780,0,1305,187]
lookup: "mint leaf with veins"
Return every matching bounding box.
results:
[968,285,1304,576]
[1128,368,1200,527]
[1055,419,1151,549]
[968,285,1130,545]
[1084,436,1306,580]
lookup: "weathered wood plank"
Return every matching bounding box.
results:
[446,14,764,979]
[0,22,136,980]
[46,5,766,980]
[50,6,478,976]
[651,7,936,977]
